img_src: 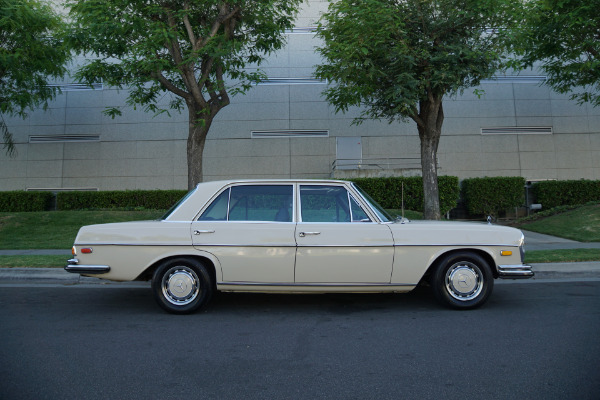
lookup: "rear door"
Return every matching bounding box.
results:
[191,184,296,283]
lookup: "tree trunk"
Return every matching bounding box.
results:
[186,102,214,190]
[416,96,444,220]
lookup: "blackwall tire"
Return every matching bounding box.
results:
[151,258,213,314]
[432,252,494,310]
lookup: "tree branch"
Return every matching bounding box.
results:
[200,4,241,48]
[151,71,190,100]
[410,105,425,128]
[182,1,197,51]
[163,7,205,105]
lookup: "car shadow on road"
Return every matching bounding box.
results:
[208,285,440,314]
[65,282,536,315]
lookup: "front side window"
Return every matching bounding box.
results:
[353,183,392,222]
[349,195,371,222]
[300,185,371,223]
[199,185,293,222]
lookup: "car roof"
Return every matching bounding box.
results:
[195,178,350,187]
[165,179,354,221]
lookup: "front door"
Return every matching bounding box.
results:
[294,184,394,283]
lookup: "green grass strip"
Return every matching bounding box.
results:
[525,249,600,264]
[0,255,68,268]
[0,210,164,250]
[518,203,600,242]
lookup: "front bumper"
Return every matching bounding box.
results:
[497,264,534,279]
[65,258,110,274]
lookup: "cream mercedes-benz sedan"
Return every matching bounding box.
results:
[66,179,533,314]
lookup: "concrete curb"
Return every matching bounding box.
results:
[0,267,100,283]
[529,262,600,279]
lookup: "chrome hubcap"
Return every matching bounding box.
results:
[445,262,483,301]
[162,266,199,306]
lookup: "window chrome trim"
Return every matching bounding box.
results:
[197,183,295,223]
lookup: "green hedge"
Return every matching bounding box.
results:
[461,177,526,217]
[533,180,600,209]
[56,190,187,210]
[0,191,54,212]
[349,176,460,216]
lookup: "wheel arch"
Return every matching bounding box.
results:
[422,248,498,284]
[135,253,218,287]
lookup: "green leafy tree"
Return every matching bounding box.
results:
[1,0,70,156]
[315,0,518,219]
[67,0,302,189]
[511,0,600,107]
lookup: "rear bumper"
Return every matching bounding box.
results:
[65,258,110,274]
[497,264,534,279]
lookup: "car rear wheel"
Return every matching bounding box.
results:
[431,252,494,310]
[151,258,213,314]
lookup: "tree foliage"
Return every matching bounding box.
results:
[0,0,70,156]
[67,0,302,188]
[315,0,517,219]
[511,0,600,107]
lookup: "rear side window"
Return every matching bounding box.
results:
[198,189,230,221]
[198,185,293,222]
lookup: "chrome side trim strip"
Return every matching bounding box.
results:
[217,281,413,288]
[74,243,391,248]
[74,243,195,247]
[72,243,518,248]
[393,243,520,248]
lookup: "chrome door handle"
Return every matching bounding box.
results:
[299,231,320,237]
[194,230,215,235]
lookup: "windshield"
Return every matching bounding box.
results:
[161,187,197,220]
[352,183,392,222]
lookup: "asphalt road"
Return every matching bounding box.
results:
[1,280,599,400]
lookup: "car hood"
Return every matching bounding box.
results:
[388,220,524,247]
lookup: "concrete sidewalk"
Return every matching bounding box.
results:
[523,230,600,251]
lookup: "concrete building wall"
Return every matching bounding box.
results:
[1,0,599,191]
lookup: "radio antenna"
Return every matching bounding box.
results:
[401,182,405,220]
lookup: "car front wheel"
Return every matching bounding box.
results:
[151,258,213,314]
[431,252,494,310]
